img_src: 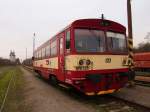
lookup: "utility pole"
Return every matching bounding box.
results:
[26,48,27,60]
[127,0,135,86]
[33,33,36,57]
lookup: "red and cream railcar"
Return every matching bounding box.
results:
[33,19,130,95]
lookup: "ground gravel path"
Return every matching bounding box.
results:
[21,67,96,112]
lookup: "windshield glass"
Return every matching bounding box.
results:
[75,29,105,52]
[107,32,127,53]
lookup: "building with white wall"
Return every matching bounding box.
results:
[9,50,16,63]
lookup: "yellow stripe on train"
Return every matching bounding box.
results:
[65,55,129,71]
[33,57,58,69]
[33,55,129,70]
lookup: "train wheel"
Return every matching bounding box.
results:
[37,71,42,77]
[49,75,58,85]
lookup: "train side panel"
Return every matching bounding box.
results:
[134,52,150,70]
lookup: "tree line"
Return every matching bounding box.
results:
[0,57,21,66]
[134,42,150,52]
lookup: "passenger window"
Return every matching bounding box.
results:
[51,40,57,56]
[39,50,42,59]
[66,31,70,50]
[35,52,37,59]
[46,45,50,57]
[42,48,46,59]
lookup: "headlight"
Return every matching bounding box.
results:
[79,59,92,66]
[86,59,91,65]
[79,59,84,65]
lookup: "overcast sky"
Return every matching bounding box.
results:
[0,0,149,60]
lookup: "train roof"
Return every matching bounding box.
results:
[35,18,126,52]
[71,19,125,30]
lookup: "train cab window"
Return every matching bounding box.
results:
[107,32,127,53]
[75,29,105,52]
[60,37,63,54]
[66,31,70,52]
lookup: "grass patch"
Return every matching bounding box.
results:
[0,66,13,79]
[0,68,13,105]
[0,66,30,112]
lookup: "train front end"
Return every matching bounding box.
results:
[65,19,130,95]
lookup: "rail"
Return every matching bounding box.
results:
[22,65,33,70]
[135,76,150,87]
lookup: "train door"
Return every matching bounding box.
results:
[58,34,65,81]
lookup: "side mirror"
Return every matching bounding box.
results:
[32,56,35,61]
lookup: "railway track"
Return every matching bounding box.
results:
[135,76,150,87]
[135,80,150,87]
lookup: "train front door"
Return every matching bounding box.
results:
[58,34,65,81]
